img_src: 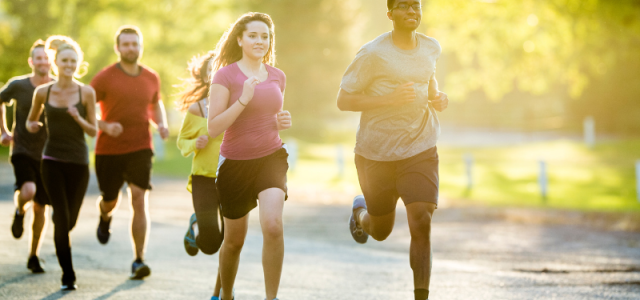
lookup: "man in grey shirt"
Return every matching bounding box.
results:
[0,40,53,273]
[337,1,448,299]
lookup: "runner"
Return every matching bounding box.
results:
[0,39,53,273]
[336,1,449,300]
[26,35,97,290]
[175,51,224,300]
[90,25,169,280]
[207,12,291,300]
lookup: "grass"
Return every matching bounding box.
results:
[2,136,638,212]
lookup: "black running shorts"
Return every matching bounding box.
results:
[216,147,289,220]
[355,146,439,216]
[95,149,153,201]
[10,154,50,205]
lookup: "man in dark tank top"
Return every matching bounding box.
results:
[0,40,53,273]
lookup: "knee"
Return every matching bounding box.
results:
[130,197,147,212]
[20,183,36,200]
[370,226,393,242]
[261,218,283,241]
[223,236,245,254]
[410,214,432,241]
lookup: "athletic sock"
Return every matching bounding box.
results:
[414,288,429,300]
[356,208,366,225]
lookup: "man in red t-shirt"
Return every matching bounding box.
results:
[90,25,169,280]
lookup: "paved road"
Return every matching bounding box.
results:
[1,176,639,299]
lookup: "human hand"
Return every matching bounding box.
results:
[195,135,209,149]
[240,76,260,105]
[26,121,43,133]
[276,110,292,130]
[158,125,169,140]
[429,92,449,112]
[389,82,417,105]
[0,132,12,146]
[67,106,80,121]
[104,122,123,137]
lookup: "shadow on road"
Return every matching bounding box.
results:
[40,290,72,300]
[92,280,144,300]
[0,274,33,291]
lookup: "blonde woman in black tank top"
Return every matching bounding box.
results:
[26,35,96,291]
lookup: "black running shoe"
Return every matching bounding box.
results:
[27,255,45,273]
[129,259,151,280]
[11,209,24,239]
[97,216,112,244]
[61,273,76,291]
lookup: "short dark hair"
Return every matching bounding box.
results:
[387,0,395,11]
[30,39,45,58]
[115,25,143,46]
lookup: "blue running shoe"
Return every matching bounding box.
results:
[211,297,220,300]
[184,213,198,256]
[349,195,368,244]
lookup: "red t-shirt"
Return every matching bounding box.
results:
[211,62,285,160]
[90,63,161,155]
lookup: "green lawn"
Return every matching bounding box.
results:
[2,136,638,212]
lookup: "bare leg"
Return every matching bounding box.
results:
[219,215,249,300]
[258,188,285,300]
[212,270,222,297]
[98,193,121,221]
[406,202,436,290]
[358,208,395,242]
[15,182,36,215]
[29,202,47,257]
[128,184,149,260]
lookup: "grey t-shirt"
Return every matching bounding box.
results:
[0,76,48,161]
[340,32,441,161]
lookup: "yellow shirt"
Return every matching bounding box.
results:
[176,111,223,192]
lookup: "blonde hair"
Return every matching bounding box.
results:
[44,35,88,78]
[175,51,216,112]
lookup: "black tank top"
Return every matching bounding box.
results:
[43,85,89,165]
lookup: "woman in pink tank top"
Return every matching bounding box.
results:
[207,12,291,300]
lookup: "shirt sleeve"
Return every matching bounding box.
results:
[340,47,376,94]
[152,73,161,104]
[211,67,230,89]
[176,113,199,157]
[0,79,16,104]
[90,72,105,103]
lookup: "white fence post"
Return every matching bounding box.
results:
[539,160,548,203]
[584,116,595,148]
[336,145,344,178]
[636,160,640,203]
[287,139,298,172]
[464,153,473,190]
[153,132,165,161]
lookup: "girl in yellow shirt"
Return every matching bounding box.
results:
[176,51,224,300]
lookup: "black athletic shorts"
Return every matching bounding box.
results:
[355,146,439,216]
[95,149,153,201]
[216,147,289,220]
[10,154,50,205]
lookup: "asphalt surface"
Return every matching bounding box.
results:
[1,175,640,300]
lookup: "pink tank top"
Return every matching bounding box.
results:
[211,62,286,160]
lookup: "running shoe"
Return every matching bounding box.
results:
[11,209,24,239]
[129,259,151,280]
[27,255,45,273]
[184,213,199,256]
[97,216,112,244]
[61,273,76,290]
[211,297,220,300]
[349,195,369,244]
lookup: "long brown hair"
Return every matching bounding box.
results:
[175,51,216,112]
[211,12,276,73]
